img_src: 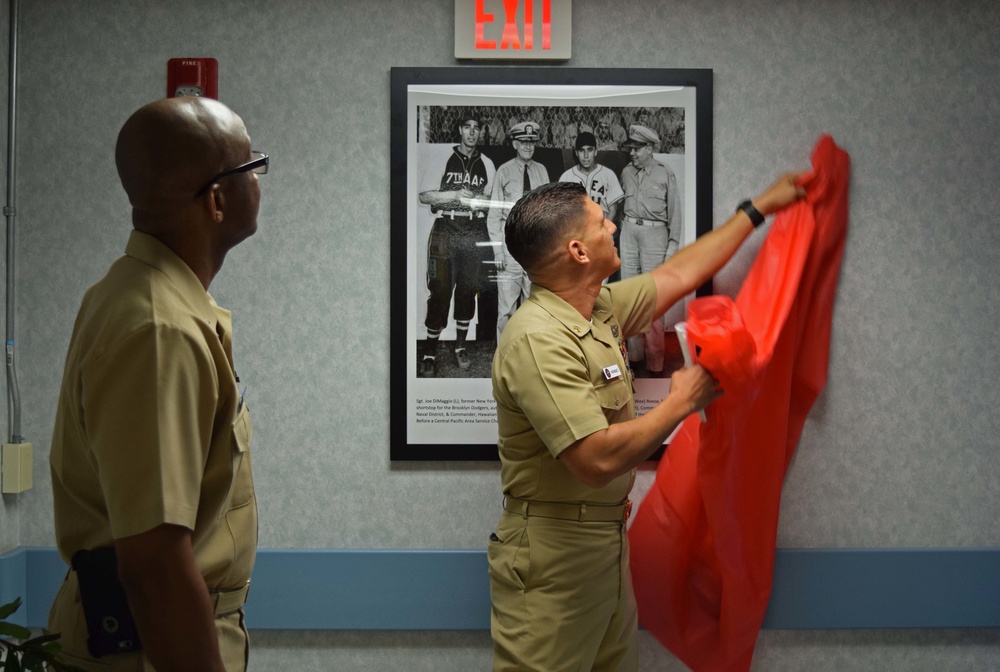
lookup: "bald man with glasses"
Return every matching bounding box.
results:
[49,96,267,672]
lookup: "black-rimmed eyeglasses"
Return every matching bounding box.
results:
[195,151,269,197]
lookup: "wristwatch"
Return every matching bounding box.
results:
[736,200,765,228]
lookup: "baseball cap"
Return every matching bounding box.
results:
[623,124,659,148]
[575,132,597,150]
[456,111,480,127]
[508,121,540,142]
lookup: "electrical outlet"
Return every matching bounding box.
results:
[2,442,32,493]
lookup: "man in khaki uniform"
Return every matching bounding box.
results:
[487,121,551,341]
[619,124,683,375]
[49,97,267,672]
[489,176,805,671]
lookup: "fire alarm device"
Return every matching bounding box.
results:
[167,58,218,99]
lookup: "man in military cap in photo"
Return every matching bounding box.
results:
[487,120,551,340]
[619,123,682,375]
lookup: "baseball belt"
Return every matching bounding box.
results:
[438,210,485,220]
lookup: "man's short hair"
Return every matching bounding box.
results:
[505,182,588,273]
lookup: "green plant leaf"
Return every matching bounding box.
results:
[0,621,32,639]
[21,632,61,647]
[21,647,57,666]
[40,640,64,655]
[0,597,22,620]
[5,648,23,672]
[19,652,45,672]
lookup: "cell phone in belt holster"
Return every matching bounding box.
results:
[70,546,143,657]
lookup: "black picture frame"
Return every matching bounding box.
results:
[390,67,713,461]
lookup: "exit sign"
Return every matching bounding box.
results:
[455,0,571,60]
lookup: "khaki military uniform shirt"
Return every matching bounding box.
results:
[50,229,257,595]
[492,274,657,503]
[621,158,682,234]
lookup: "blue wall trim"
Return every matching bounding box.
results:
[2,547,998,630]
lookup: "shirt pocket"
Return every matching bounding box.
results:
[594,377,630,423]
[221,404,255,516]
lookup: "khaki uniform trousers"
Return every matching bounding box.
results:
[489,510,638,672]
[620,220,673,372]
[47,570,250,672]
[496,251,532,342]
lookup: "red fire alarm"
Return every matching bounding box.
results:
[167,58,218,99]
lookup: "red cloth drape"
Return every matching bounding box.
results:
[628,135,850,672]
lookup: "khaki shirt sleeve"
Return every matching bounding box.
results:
[605,274,658,341]
[81,324,218,539]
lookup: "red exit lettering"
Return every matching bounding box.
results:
[475,0,551,51]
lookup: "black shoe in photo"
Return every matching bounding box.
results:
[419,356,437,378]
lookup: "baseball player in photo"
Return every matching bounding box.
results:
[417,113,496,377]
[558,131,625,223]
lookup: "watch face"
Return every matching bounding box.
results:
[173,85,204,97]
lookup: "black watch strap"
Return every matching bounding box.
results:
[736,200,765,228]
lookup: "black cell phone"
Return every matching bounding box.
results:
[70,546,143,657]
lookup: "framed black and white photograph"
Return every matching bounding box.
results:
[390,67,713,460]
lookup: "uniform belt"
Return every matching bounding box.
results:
[504,496,632,523]
[622,215,666,228]
[67,566,250,618]
[210,580,251,616]
[439,210,485,220]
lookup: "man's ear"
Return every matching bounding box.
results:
[567,238,589,266]
[202,185,225,223]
